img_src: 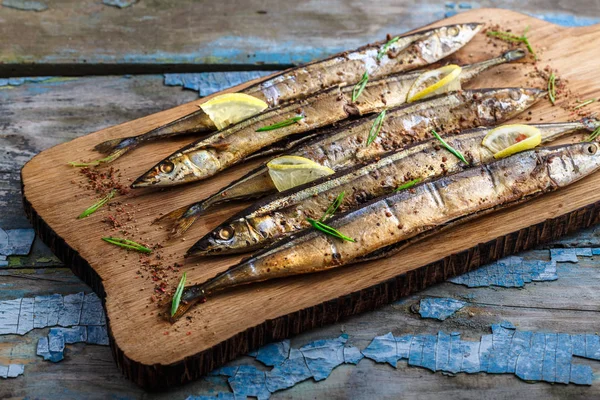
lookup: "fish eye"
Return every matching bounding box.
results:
[216,226,235,241]
[160,161,175,174]
[448,27,459,36]
[586,144,598,155]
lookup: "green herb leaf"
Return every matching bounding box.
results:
[574,98,596,110]
[352,72,369,102]
[102,237,152,253]
[395,178,422,192]
[367,109,387,146]
[320,192,345,222]
[68,154,119,167]
[548,72,557,105]
[78,189,116,219]
[171,272,187,317]
[307,218,355,242]
[431,130,469,165]
[377,36,400,61]
[256,116,304,132]
[486,26,537,60]
[585,126,600,142]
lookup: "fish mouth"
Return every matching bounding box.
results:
[186,238,215,257]
[130,170,157,188]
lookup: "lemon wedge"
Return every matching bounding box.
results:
[200,93,268,130]
[407,65,463,103]
[267,156,335,192]
[481,124,542,159]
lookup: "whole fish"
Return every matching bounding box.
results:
[162,87,545,236]
[171,142,600,320]
[132,50,522,189]
[189,121,598,256]
[94,23,482,163]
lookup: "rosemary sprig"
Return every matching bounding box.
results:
[320,192,345,222]
[377,36,400,61]
[352,72,369,102]
[486,26,536,60]
[256,116,304,132]
[68,154,119,167]
[585,126,600,142]
[101,237,152,253]
[367,109,387,146]
[548,72,557,105]
[307,218,356,242]
[431,130,469,165]
[171,272,187,317]
[395,178,422,192]
[574,98,596,110]
[77,189,116,219]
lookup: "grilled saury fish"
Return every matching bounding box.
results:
[189,121,597,256]
[132,49,522,189]
[162,87,544,235]
[95,23,482,162]
[171,142,600,320]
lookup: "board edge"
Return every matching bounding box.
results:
[20,164,600,391]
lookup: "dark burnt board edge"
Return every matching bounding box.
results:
[20,167,600,391]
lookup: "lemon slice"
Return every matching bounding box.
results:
[267,156,335,192]
[481,124,542,159]
[200,93,268,130]
[407,65,463,103]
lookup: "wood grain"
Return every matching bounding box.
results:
[20,9,600,389]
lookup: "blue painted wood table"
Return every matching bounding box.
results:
[1,1,600,398]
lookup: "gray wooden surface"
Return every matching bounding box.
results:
[1,1,600,398]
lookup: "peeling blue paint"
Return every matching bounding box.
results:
[550,248,593,263]
[164,71,272,97]
[0,228,35,257]
[532,13,600,27]
[253,339,290,366]
[419,298,466,320]
[0,77,54,87]
[1,0,47,11]
[102,0,137,8]
[1,292,108,374]
[362,323,599,385]
[0,364,24,379]
[192,335,362,399]
[449,256,557,288]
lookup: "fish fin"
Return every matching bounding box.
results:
[94,137,131,154]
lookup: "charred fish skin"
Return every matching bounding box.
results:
[244,23,482,107]
[96,23,481,163]
[189,121,596,256]
[132,29,491,189]
[165,87,544,235]
[172,142,600,320]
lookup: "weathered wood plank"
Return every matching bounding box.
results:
[0,74,197,271]
[1,0,600,76]
[0,259,598,399]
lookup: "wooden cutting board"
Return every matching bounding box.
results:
[21,9,600,390]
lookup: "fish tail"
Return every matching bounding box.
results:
[93,136,139,160]
[169,296,205,323]
[171,211,201,238]
[154,203,205,237]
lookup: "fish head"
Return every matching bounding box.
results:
[471,88,546,124]
[188,218,262,256]
[420,23,482,63]
[131,150,220,188]
[545,142,600,187]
